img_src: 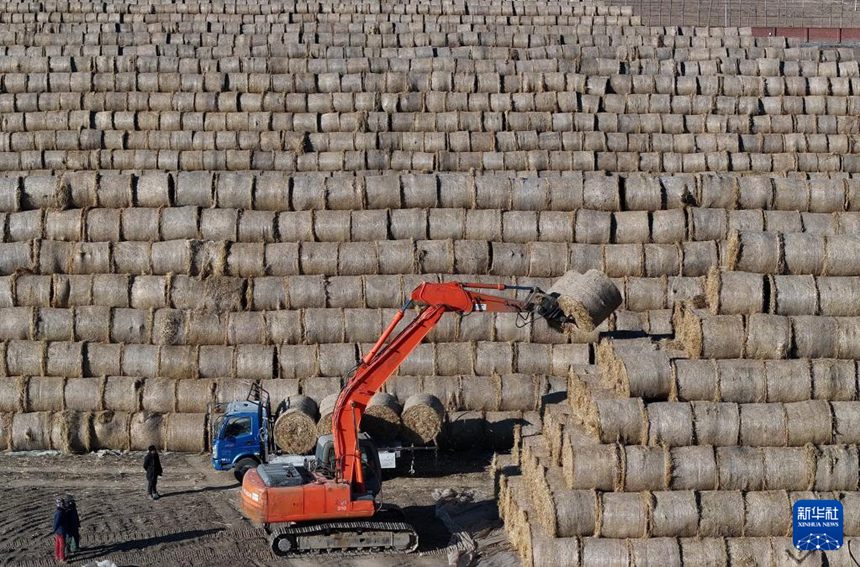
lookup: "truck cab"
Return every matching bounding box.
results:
[211,400,266,480]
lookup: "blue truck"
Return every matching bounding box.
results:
[209,385,428,481]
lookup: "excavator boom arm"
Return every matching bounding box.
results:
[332,282,539,492]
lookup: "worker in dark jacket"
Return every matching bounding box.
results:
[52,496,67,563]
[63,495,80,554]
[143,445,163,500]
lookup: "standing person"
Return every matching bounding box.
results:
[63,495,80,555]
[143,445,163,500]
[52,496,67,563]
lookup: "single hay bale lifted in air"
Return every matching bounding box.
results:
[273,395,319,454]
[547,270,622,332]
[401,393,445,444]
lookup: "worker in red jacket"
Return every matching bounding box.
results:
[52,496,67,563]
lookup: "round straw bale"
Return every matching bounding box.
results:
[91,410,130,450]
[0,307,34,340]
[0,376,25,412]
[161,206,199,241]
[46,341,83,378]
[825,236,860,276]
[701,313,746,359]
[273,396,319,455]
[103,377,141,412]
[158,345,196,379]
[236,345,275,380]
[316,393,339,436]
[36,308,73,341]
[27,376,65,411]
[624,277,667,312]
[781,233,825,276]
[681,241,718,278]
[624,445,668,491]
[361,392,401,443]
[836,318,860,359]
[15,275,51,307]
[812,360,857,401]
[699,490,744,537]
[785,400,832,445]
[50,410,90,453]
[764,359,812,403]
[717,446,766,491]
[613,211,650,245]
[674,359,718,401]
[142,379,177,413]
[651,491,698,537]
[763,446,815,491]
[792,316,838,359]
[130,412,164,451]
[607,348,673,400]
[401,393,445,444]
[531,535,579,567]
[818,277,860,316]
[771,275,818,315]
[151,240,192,276]
[580,538,628,566]
[175,379,215,413]
[165,413,206,453]
[515,344,551,375]
[92,275,129,308]
[690,208,728,242]
[726,231,781,273]
[706,269,766,315]
[592,398,647,445]
[563,442,620,491]
[746,314,791,359]
[717,360,767,403]
[499,374,541,412]
[671,445,718,490]
[648,402,694,447]
[548,269,622,332]
[630,537,683,567]
[122,344,159,378]
[0,242,34,275]
[537,480,597,538]
[740,403,787,447]
[339,242,379,276]
[693,402,740,446]
[813,444,860,491]
[111,308,152,344]
[600,492,650,538]
[175,172,213,207]
[11,411,51,450]
[7,340,45,376]
[122,208,161,242]
[652,209,687,245]
[745,490,791,537]
[679,538,728,566]
[604,244,645,278]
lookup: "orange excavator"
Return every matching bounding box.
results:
[240,278,608,555]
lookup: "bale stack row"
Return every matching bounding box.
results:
[4,172,860,213]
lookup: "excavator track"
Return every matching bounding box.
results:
[267,508,419,556]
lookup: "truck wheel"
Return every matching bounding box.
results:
[234,458,258,482]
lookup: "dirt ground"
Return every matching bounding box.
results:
[0,450,518,567]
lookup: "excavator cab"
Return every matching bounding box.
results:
[314,433,383,497]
